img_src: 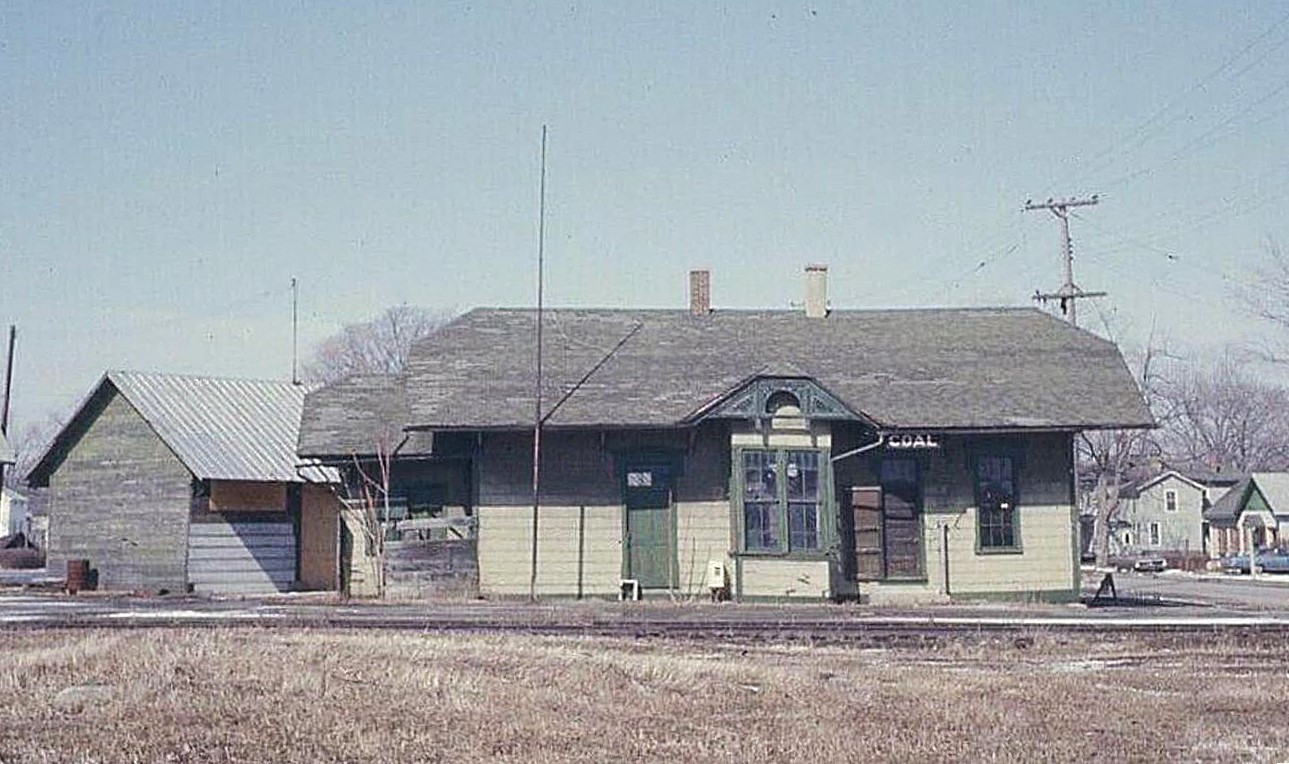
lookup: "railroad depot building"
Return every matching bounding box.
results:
[299,269,1153,603]
[28,371,339,595]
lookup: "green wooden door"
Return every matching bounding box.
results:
[625,465,674,589]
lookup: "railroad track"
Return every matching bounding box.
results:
[7,608,1289,643]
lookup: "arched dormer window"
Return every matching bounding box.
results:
[764,390,802,417]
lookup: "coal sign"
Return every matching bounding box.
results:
[885,433,941,450]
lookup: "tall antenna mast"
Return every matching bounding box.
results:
[291,277,300,385]
[529,125,548,602]
[1025,195,1105,326]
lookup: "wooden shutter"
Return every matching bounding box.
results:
[851,487,883,581]
[882,491,922,578]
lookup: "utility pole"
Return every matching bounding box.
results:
[529,125,548,602]
[2,325,14,436]
[1025,195,1105,326]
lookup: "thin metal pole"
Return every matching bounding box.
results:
[1,325,14,436]
[291,278,300,385]
[529,125,548,602]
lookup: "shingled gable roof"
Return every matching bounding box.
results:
[393,306,1154,432]
[28,371,335,485]
[297,373,433,459]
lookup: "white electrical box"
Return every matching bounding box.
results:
[706,560,728,590]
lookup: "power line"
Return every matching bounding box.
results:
[1049,8,1289,195]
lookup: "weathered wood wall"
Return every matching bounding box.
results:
[187,518,296,594]
[384,537,477,598]
[45,389,192,592]
[299,484,340,590]
[209,481,287,513]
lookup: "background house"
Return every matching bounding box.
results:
[1205,472,1289,557]
[27,371,340,594]
[1111,471,1207,563]
[300,267,1153,603]
[0,487,29,539]
[0,431,13,487]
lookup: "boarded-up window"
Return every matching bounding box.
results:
[880,458,922,578]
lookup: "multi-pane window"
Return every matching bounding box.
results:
[742,449,822,553]
[1165,490,1178,512]
[1149,522,1161,546]
[976,455,1018,551]
[743,451,780,551]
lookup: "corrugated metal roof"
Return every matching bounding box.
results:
[104,371,338,482]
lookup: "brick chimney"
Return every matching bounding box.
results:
[689,269,711,315]
[804,264,828,318]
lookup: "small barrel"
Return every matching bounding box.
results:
[66,559,90,594]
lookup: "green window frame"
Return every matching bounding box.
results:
[736,447,830,555]
[975,453,1022,554]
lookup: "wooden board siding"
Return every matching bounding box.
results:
[675,500,730,595]
[476,505,621,596]
[187,520,296,594]
[933,504,1075,594]
[473,426,732,597]
[299,484,340,591]
[45,389,192,592]
[209,481,287,513]
[385,538,477,598]
[338,504,381,597]
[739,558,830,598]
[833,430,1079,602]
[479,431,618,507]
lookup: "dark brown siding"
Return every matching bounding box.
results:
[478,425,729,508]
[479,431,619,507]
[46,389,191,591]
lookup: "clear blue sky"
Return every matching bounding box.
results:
[3,2,1288,433]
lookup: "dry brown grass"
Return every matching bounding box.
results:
[0,628,1286,763]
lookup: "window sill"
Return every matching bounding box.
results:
[975,546,1024,556]
[735,550,829,561]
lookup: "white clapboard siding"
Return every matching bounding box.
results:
[188,521,296,595]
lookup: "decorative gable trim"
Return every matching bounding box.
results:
[690,376,867,424]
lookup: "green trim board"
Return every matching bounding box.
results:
[729,444,837,558]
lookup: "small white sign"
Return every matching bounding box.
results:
[626,471,653,487]
[886,433,941,450]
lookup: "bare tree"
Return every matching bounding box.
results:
[1156,355,1289,474]
[304,305,453,385]
[343,440,394,598]
[1081,341,1176,566]
[4,413,66,488]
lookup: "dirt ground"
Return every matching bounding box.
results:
[0,628,1286,763]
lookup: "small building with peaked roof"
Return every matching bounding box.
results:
[300,269,1155,603]
[28,371,340,594]
[1205,472,1289,557]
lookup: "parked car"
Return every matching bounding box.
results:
[1220,549,1289,574]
